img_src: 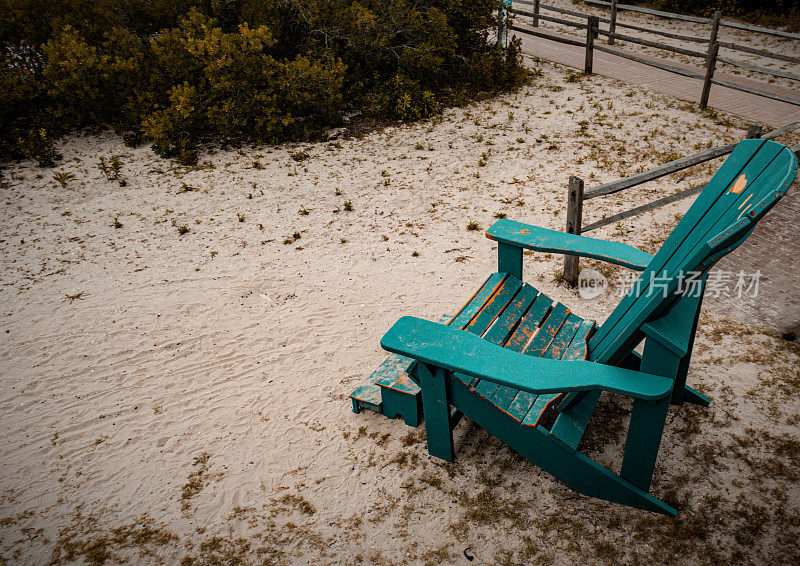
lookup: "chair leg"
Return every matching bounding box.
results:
[621,395,671,491]
[621,339,678,491]
[417,363,454,462]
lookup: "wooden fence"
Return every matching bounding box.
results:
[560,120,800,285]
[500,0,800,108]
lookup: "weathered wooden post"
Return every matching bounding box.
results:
[564,176,584,287]
[585,16,597,75]
[747,123,763,139]
[700,11,721,110]
[498,0,510,53]
[533,0,540,27]
[531,0,539,28]
[608,0,618,45]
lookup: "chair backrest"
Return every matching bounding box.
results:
[588,140,798,365]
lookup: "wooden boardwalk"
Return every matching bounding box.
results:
[516,30,800,333]
[516,30,800,127]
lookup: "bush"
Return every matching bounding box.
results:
[0,0,527,164]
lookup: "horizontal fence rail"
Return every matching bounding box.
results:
[581,185,706,232]
[611,19,709,43]
[709,77,800,106]
[591,42,704,78]
[509,25,588,47]
[593,27,708,58]
[510,9,588,29]
[718,20,800,41]
[715,41,800,65]
[716,56,800,82]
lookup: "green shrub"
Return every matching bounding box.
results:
[379,75,439,121]
[1,0,527,164]
[15,128,61,167]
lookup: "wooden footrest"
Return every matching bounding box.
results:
[350,352,423,427]
[351,316,452,427]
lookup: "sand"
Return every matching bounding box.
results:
[1,60,799,565]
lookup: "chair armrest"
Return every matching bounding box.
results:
[381,317,673,400]
[486,219,653,271]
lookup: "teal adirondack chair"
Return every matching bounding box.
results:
[355,139,797,515]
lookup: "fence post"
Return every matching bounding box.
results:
[585,16,597,74]
[497,0,510,54]
[747,123,763,138]
[564,176,584,287]
[609,0,618,45]
[700,11,721,110]
[533,0,540,27]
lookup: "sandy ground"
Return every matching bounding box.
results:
[1,61,799,565]
[519,0,800,91]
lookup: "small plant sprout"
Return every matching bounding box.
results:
[113,217,123,229]
[177,182,198,194]
[283,231,301,245]
[237,213,245,223]
[299,206,310,215]
[98,156,122,180]
[343,200,353,212]
[53,171,75,188]
[177,225,190,235]
[466,220,480,231]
